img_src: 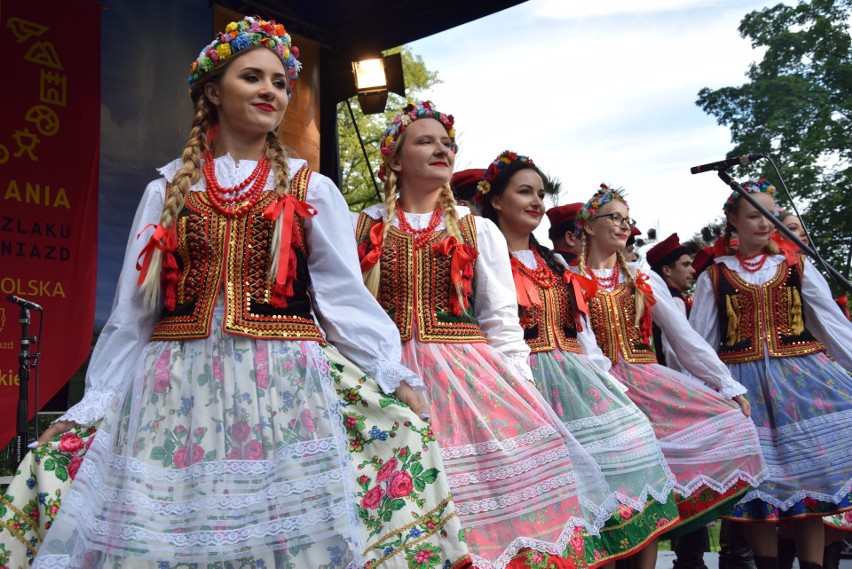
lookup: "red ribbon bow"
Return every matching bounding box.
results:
[433,236,478,315]
[563,271,598,330]
[510,258,541,307]
[136,224,177,286]
[358,222,384,273]
[772,229,800,267]
[263,194,317,307]
[634,272,657,344]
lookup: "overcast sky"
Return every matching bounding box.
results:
[409,0,780,251]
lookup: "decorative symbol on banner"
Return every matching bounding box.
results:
[12,129,40,161]
[6,17,48,43]
[40,70,67,107]
[24,41,63,70]
[26,105,60,136]
[0,308,5,334]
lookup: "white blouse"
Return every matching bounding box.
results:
[571,263,747,399]
[361,204,534,380]
[690,255,852,372]
[59,156,422,427]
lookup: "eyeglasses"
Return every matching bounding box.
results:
[594,212,637,229]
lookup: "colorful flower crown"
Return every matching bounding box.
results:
[189,16,302,89]
[723,177,776,213]
[475,150,535,201]
[378,100,457,182]
[574,183,628,236]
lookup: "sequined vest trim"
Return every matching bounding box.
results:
[151,166,323,341]
[356,213,485,343]
[518,267,582,354]
[588,282,658,365]
[707,255,823,363]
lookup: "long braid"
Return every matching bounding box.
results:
[437,183,468,311]
[139,96,210,310]
[265,130,292,278]
[363,171,398,297]
[616,249,646,326]
[577,234,589,277]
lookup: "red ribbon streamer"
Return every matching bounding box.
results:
[433,236,478,314]
[263,193,317,287]
[634,272,657,344]
[136,223,177,286]
[510,257,541,307]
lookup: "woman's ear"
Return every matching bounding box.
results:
[490,194,503,213]
[204,82,221,106]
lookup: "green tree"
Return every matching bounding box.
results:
[695,0,852,285]
[338,46,440,212]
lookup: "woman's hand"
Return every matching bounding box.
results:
[36,420,80,445]
[394,382,431,422]
[732,395,751,418]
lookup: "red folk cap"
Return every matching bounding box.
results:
[451,168,486,201]
[647,232,688,271]
[546,202,583,228]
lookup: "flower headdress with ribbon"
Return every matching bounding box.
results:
[378,100,457,182]
[475,150,534,202]
[574,183,628,236]
[188,16,302,90]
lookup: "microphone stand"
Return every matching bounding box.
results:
[14,305,40,467]
[716,169,852,293]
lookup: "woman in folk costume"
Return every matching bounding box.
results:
[355,101,618,569]
[478,151,679,567]
[689,178,852,569]
[570,184,767,537]
[31,18,471,569]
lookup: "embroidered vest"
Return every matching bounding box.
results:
[356,213,485,343]
[588,283,658,365]
[707,256,823,363]
[516,266,582,354]
[151,166,323,341]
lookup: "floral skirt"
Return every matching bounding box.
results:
[726,352,852,521]
[609,360,766,530]
[0,426,97,568]
[401,340,616,569]
[32,327,469,568]
[529,349,679,562]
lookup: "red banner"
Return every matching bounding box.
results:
[0,0,100,446]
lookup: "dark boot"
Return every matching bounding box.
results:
[672,527,709,569]
[719,520,756,569]
[754,557,778,569]
[822,541,842,569]
[798,562,822,569]
[777,537,795,569]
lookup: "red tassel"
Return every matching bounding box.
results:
[161,249,179,311]
[270,282,288,309]
[713,235,729,258]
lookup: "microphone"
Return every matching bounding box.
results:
[6,295,43,311]
[690,154,765,174]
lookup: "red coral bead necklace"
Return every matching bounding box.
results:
[203,152,271,217]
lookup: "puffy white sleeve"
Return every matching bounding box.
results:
[647,270,746,398]
[57,180,166,427]
[304,174,422,393]
[689,270,723,352]
[660,297,689,375]
[800,260,852,371]
[472,218,533,381]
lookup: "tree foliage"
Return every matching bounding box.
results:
[338,46,440,212]
[696,0,852,284]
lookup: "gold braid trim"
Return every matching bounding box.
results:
[1,495,42,556]
[725,294,741,347]
[789,286,804,336]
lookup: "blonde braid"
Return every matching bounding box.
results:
[616,250,646,326]
[264,130,292,278]
[139,96,209,310]
[437,183,467,311]
[363,170,398,297]
[577,234,589,277]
